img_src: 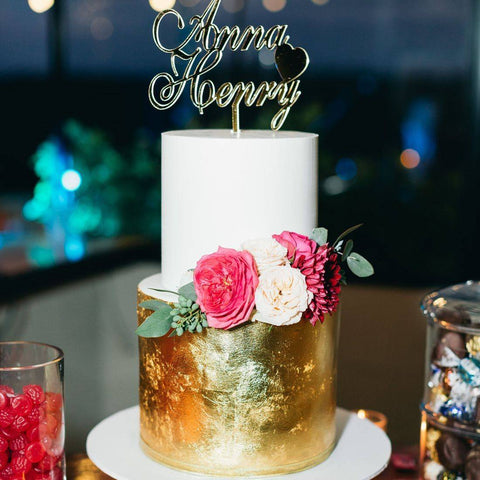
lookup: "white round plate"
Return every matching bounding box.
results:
[87,406,391,480]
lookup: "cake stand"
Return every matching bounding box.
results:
[86,406,391,480]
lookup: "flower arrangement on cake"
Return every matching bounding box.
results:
[136,224,373,339]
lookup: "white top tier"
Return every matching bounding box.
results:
[161,129,318,288]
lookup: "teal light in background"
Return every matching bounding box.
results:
[24,120,162,241]
[27,246,56,268]
[65,235,86,262]
[23,199,45,221]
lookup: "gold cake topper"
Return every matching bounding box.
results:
[148,0,310,132]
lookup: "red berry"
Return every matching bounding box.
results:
[0,393,9,411]
[9,433,27,451]
[26,426,39,443]
[11,454,31,474]
[40,415,58,439]
[11,474,27,480]
[0,452,7,469]
[27,473,50,480]
[23,386,45,407]
[10,434,28,451]
[51,466,63,480]
[0,464,14,476]
[11,395,33,417]
[11,416,30,433]
[26,407,42,425]
[39,435,52,453]
[25,442,45,464]
[0,427,21,440]
[0,437,7,453]
[45,394,62,413]
[0,386,14,396]
[35,453,58,472]
[0,410,14,428]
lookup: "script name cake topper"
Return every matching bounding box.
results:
[148,0,310,132]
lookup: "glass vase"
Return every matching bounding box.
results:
[0,341,65,480]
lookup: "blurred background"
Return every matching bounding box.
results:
[1,0,479,453]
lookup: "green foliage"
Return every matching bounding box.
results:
[312,223,374,282]
[137,283,208,338]
[139,300,166,311]
[136,303,173,337]
[169,294,208,337]
[347,253,375,278]
[343,239,354,260]
[178,282,197,302]
[311,227,328,246]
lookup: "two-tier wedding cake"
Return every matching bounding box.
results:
[137,130,342,476]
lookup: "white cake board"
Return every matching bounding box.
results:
[86,406,391,480]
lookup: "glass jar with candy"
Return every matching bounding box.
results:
[422,282,480,431]
[0,342,65,480]
[421,408,480,480]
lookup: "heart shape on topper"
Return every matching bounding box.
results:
[275,43,310,82]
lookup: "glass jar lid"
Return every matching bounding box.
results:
[422,281,480,334]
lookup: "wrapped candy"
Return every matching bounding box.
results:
[466,446,480,480]
[466,336,480,360]
[459,358,480,387]
[423,461,444,480]
[421,411,479,480]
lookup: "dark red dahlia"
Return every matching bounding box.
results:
[273,232,342,325]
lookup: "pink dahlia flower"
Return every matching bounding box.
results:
[193,247,259,330]
[273,231,342,325]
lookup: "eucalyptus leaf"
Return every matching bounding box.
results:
[311,227,328,246]
[136,305,173,338]
[139,300,168,311]
[342,239,354,260]
[347,252,374,278]
[152,288,180,296]
[179,282,197,302]
[333,223,364,247]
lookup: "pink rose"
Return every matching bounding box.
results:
[193,247,259,330]
[273,231,317,269]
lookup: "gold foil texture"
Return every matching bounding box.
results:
[138,287,339,476]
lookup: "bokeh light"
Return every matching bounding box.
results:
[65,235,86,262]
[311,0,329,4]
[149,0,176,12]
[400,149,421,169]
[222,0,245,13]
[61,170,82,192]
[28,0,54,14]
[335,158,358,181]
[323,176,347,196]
[262,0,287,12]
[27,246,56,268]
[23,200,43,222]
[258,49,275,68]
[90,17,114,41]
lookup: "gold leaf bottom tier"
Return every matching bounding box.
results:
[138,286,339,477]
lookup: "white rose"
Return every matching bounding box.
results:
[242,238,289,275]
[253,266,313,326]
